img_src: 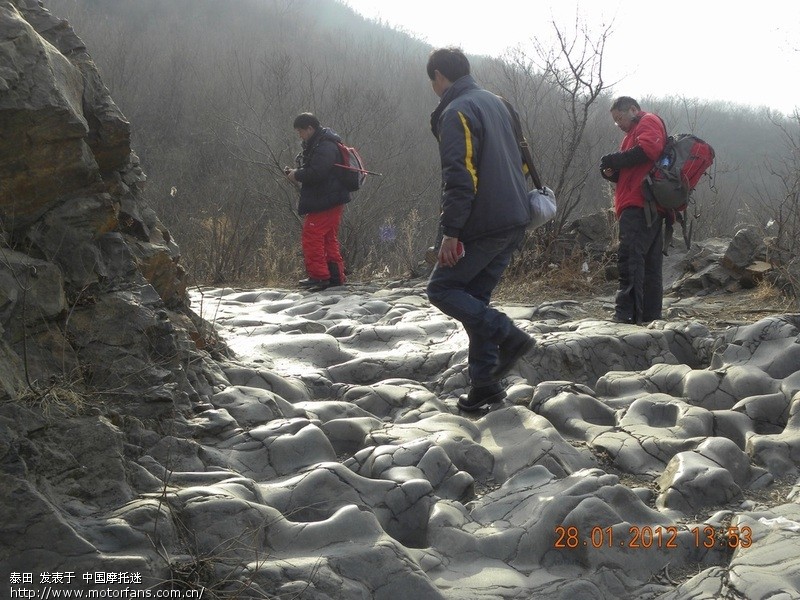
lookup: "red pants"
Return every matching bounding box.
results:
[301,204,346,281]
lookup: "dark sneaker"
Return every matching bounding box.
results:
[457,383,506,412]
[298,278,330,290]
[492,327,535,379]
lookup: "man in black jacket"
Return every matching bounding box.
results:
[285,113,350,290]
[426,47,535,412]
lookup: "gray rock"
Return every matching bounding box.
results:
[258,461,435,548]
[711,315,800,378]
[209,418,337,479]
[657,437,772,514]
[593,395,714,476]
[514,320,681,388]
[343,382,448,422]
[661,505,800,599]
[0,250,66,339]
[475,406,596,481]
[732,391,793,433]
[722,227,767,271]
[530,381,616,440]
[210,385,306,427]
[222,365,310,401]
[747,390,800,477]
[0,2,99,234]
[321,415,384,454]
[0,334,24,398]
[345,438,474,500]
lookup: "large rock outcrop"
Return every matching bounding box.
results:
[1,0,225,587]
[0,0,211,401]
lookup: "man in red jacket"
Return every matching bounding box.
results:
[601,96,667,324]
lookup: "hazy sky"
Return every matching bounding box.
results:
[341,0,800,115]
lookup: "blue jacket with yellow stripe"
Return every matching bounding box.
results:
[430,75,531,241]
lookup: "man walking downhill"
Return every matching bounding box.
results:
[425,47,535,412]
[285,112,349,291]
[601,96,668,324]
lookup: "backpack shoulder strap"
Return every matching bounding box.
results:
[500,97,543,190]
[654,114,669,140]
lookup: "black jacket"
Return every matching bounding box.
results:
[295,127,351,215]
[430,75,530,241]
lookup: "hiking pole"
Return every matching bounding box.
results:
[334,164,383,176]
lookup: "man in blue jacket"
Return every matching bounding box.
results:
[426,47,535,412]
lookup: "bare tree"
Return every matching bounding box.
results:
[480,14,613,272]
[748,111,800,302]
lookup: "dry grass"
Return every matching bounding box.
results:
[693,279,798,328]
[16,379,91,420]
[497,249,616,306]
[750,277,797,311]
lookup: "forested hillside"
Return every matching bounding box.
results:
[43,0,800,284]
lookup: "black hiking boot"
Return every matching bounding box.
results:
[492,327,535,379]
[298,278,330,290]
[328,262,344,286]
[457,383,506,412]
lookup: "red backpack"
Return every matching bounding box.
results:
[333,142,368,191]
[645,133,715,211]
[334,141,383,192]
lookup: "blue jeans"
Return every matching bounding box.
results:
[427,227,526,387]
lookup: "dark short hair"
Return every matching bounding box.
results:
[610,96,640,112]
[293,112,320,130]
[426,47,470,82]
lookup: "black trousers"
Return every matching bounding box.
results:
[427,227,526,386]
[615,207,664,324]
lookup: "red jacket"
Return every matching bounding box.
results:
[613,112,666,217]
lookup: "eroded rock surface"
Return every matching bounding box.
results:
[152,284,797,599]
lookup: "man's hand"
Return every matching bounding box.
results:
[285,168,299,184]
[438,236,463,267]
[600,153,621,171]
[599,155,616,180]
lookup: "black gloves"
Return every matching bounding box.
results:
[600,146,649,170]
[599,154,616,171]
[601,166,619,183]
